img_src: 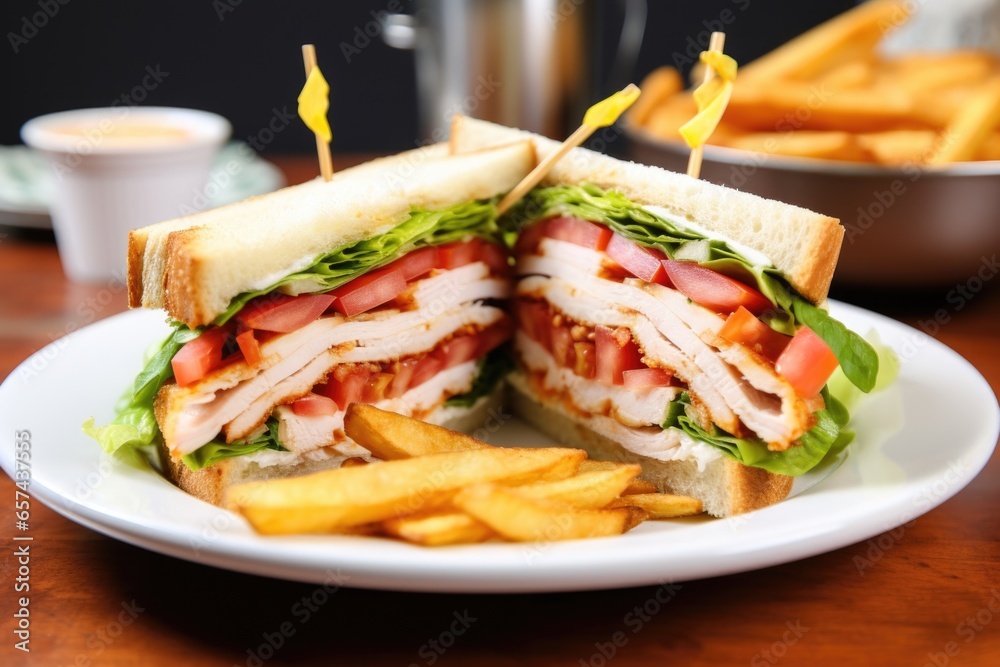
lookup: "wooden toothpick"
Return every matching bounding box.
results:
[301,44,334,182]
[686,32,726,179]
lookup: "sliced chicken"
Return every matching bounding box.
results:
[515,238,813,447]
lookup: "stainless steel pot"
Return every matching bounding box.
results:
[627,126,1000,288]
[383,0,647,140]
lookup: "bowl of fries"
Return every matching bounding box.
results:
[625,0,1000,287]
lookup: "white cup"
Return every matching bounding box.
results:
[21,107,231,283]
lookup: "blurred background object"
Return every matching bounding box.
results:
[0,0,856,152]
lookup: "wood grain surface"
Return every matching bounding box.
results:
[1,156,997,667]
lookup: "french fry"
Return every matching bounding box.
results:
[815,58,877,91]
[610,493,703,519]
[975,131,1000,161]
[344,403,486,459]
[856,130,938,164]
[226,447,585,534]
[454,484,647,542]
[382,512,493,547]
[622,479,658,495]
[885,51,1000,93]
[722,130,867,160]
[514,465,641,508]
[930,77,1000,164]
[738,0,909,83]
[629,66,684,125]
[643,93,696,141]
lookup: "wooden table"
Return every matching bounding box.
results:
[1,156,998,667]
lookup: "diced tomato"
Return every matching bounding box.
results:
[550,325,575,368]
[478,242,511,276]
[235,329,262,366]
[475,318,513,357]
[544,216,613,251]
[237,293,337,333]
[410,355,444,388]
[435,334,479,369]
[317,367,371,410]
[331,266,407,317]
[622,368,674,389]
[662,260,772,315]
[719,306,791,362]
[516,300,552,351]
[386,358,419,398]
[606,234,670,285]
[362,372,394,402]
[595,326,645,385]
[171,326,230,387]
[775,326,840,397]
[290,393,338,416]
[513,219,550,256]
[438,240,481,270]
[388,246,440,281]
[573,341,596,378]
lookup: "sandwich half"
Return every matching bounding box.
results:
[449,116,877,517]
[87,142,533,505]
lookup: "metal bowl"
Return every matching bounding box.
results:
[625,126,1000,287]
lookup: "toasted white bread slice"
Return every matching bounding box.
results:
[163,387,504,507]
[449,115,843,304]
[129,141,534,327]
[507,376,792,517]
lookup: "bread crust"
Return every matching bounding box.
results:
[507,376,792,517]
[129,141,534,328]
[449,115,843,304]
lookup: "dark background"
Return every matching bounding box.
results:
[1,0,854,154]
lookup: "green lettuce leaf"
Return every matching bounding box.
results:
[181,418,286,471]
[672,388,854,476]
[215,200,500,324]
[445,347,514,408]
[82,325,199,461]
[508,184,879,393]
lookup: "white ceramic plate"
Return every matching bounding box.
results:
[0,142,284,229]
[0,302,996,593]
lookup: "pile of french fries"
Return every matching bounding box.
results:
[225,404,702,546]
[628,0,1000,165]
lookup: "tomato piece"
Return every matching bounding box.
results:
[237,293,336,333]
[475,318,513,357]
[171,326,229,387]
[235,329,262,366]
[622,368,674,389]
[595,326,645,385]
[388,247,440,281]
[409,355,444,388]
[438,240,482,270]
[775,326,840,397]
[662,260,772,315]
[290,393,338,416]
[514,219,550,256]
[435,334,480,369]
[317,367,371,410]
[331,266,407,317]
[362,372,395,402]
[573,341,596,378]
[544,216,613,251]
[719,306,791,362]
[479,242,511,276]
[550,325,575,368]
[386,358,419,398]
[606,234,670,285]
[516,300,552,350]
